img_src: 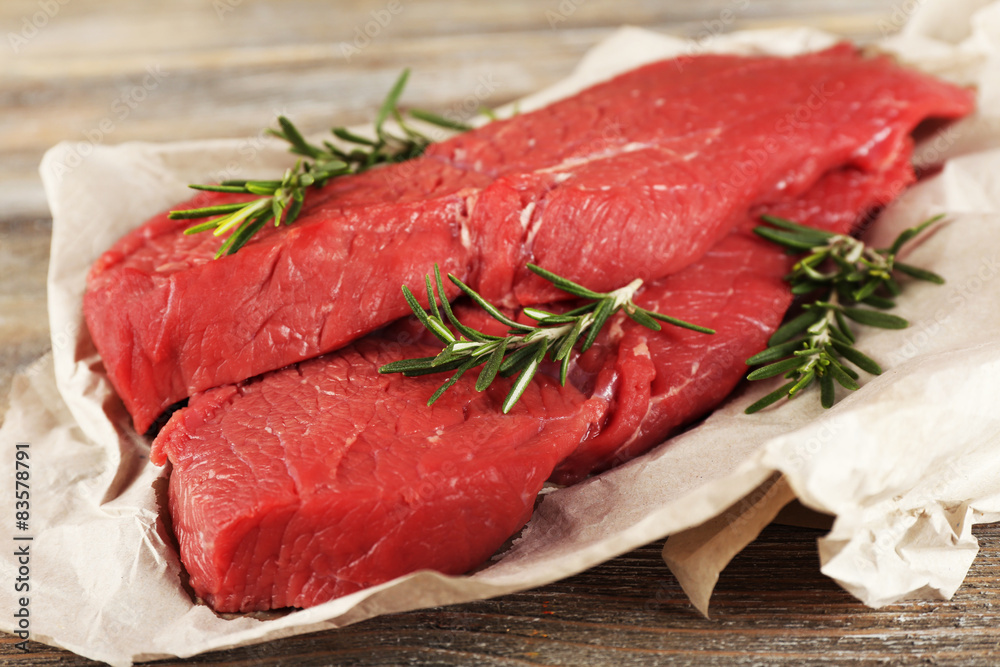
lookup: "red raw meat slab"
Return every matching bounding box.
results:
[86,47,972,432]
[151,142,919,612]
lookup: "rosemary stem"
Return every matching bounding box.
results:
[611,278,644,308]
[744,214,946,414]
[382,265,711,411]
[213,198,271,236]
[170,68,475,258]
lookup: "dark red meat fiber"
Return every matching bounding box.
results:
[151,140,930,612]
[87,46,972,432]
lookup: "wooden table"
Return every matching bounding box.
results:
[2,0,999,663]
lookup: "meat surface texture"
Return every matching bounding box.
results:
[549,151,916,483]
[86,45,974,432]
[151,137,948,612]
[152,337,607,611]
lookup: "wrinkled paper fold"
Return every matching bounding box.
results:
[4,1,1000,663]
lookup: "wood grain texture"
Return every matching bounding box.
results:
[1,0,902,220]
[4,0,999,664]
[2,523,1000,665]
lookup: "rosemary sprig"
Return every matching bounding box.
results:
[744,214,945,413]
[168,160,349,258]
[168,69,471,258]
[379,265,715,413]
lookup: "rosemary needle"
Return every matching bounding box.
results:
[744,214,945,414]
[379,265,715,413]
[168,69,480,258]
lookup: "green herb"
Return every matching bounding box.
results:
[379,265,715,413]
[744,214,945,414]
[168,69,471,258]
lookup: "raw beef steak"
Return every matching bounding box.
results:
[151,144,916,611]
[87,47,973,432]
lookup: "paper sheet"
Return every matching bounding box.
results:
[4,1,1000,663]
[662,473,797,618]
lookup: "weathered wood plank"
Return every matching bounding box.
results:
[2,523,998,665]
[0,0,902,219]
